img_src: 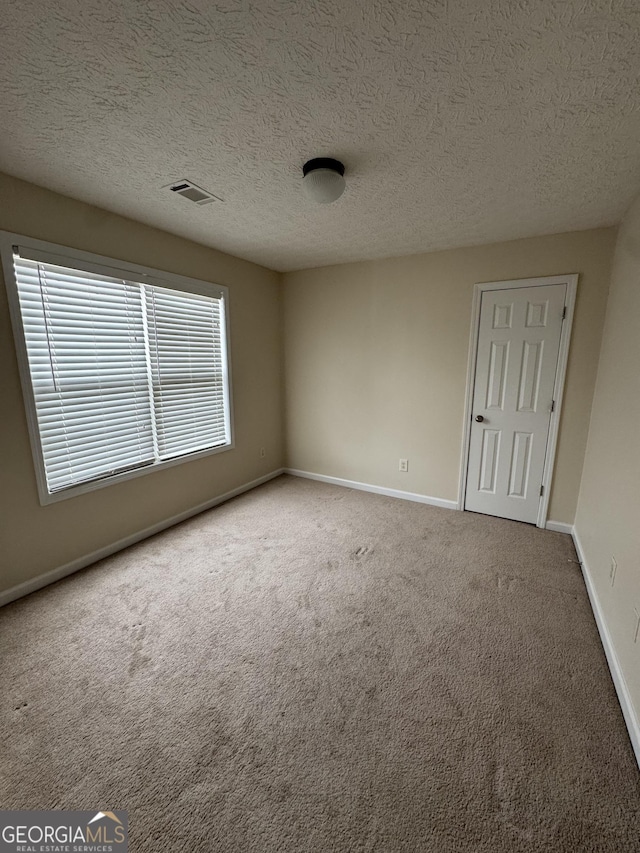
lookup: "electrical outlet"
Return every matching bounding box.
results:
[260,447,266,458]
[634,609,640,645]
[610,556,617,586]
[399,458,408,473]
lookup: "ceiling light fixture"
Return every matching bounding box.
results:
[302,158,346,204]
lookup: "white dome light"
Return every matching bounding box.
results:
[302,158,346,204]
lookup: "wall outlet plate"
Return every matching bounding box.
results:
[610,556,617,585]
[399,458,408,472]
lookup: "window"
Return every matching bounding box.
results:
[1,233,232,504]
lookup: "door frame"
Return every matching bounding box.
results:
[457,274,578,528]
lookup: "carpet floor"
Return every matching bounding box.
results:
[1,474,638,851]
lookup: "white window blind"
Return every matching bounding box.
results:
[10,246,231,498]
[145,284,228,459]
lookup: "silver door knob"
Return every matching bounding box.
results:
[475,415,484,423]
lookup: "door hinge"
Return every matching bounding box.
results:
[551,400,555,412]
[540,484,544,497]
[562,306,567,320]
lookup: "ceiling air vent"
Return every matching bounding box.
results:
[166,179,221,205]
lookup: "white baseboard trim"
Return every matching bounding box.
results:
[573,527,640,769]
[0,468,285,608]
[545,520,574,534]
[284,468,458,510]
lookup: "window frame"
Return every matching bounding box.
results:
[1,231,234,505]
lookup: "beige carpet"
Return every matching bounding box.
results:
[1,474,638,851]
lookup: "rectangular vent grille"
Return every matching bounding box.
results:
[166,179,221,205]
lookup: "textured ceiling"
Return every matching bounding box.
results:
[1,0,640,272]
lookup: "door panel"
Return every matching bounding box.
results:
[486,341,509,410]
[479,429,500,493]
[517,339,544,412]
[508,431,532,498]
[492,303,513,329]
[465,284,566,524]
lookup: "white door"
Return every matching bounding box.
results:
[465,284,566,524]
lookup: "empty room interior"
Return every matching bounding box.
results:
[1,1,639,851]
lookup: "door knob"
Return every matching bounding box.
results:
[475,415,484,423]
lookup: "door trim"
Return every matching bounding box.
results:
[457,274,578,528]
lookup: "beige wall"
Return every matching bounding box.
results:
[574,193,640,732]
[283,228,616,523]
[0,173,283,595]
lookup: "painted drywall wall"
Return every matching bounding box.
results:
[0,173,283,595]
[283,228,616,523]
[574,192,640,738]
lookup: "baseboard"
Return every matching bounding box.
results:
[0,468,285,608]
[284,468,458,510]
[545,520,574,534]
[572,527,640,769]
